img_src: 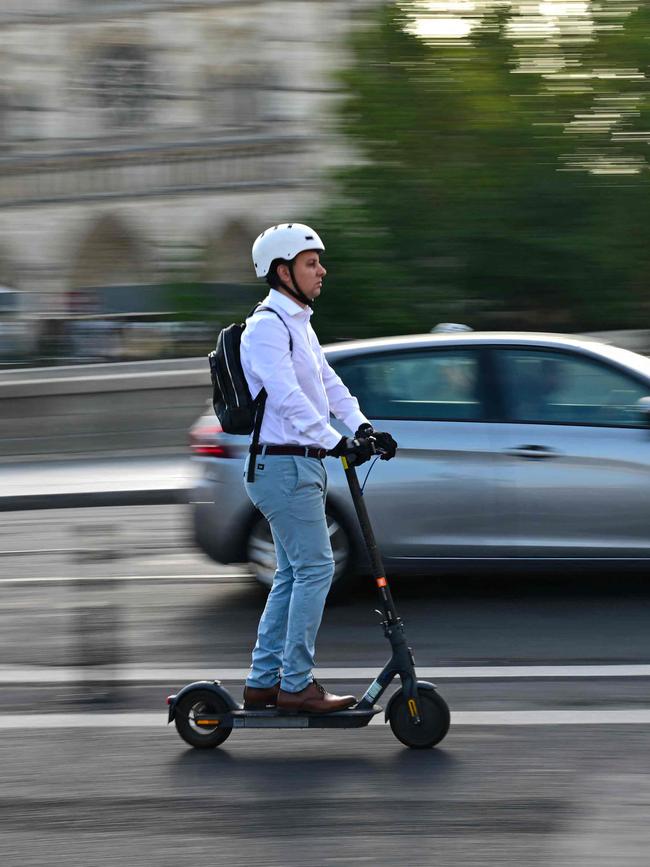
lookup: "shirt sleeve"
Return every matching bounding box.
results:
[320,350,371,434]
[247,316,343,450]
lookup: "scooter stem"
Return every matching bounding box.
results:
[341,456,423,722]
[340,456,399,625]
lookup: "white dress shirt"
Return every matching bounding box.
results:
[240,289,369,450]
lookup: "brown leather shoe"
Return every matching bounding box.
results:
[277,680,356,714]
[243,683,280,709]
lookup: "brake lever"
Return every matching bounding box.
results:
[369,437,389,458]
[361,435,389,458]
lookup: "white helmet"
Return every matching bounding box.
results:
[252,223,325,278]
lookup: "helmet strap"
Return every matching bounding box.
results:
[278,260,313,308]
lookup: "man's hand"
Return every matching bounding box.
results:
[372,431,397,461]
[327,435,374,466]
[354,423,374,439]
[354,424,397,461]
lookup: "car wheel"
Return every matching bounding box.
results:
[191,503,222,563]
[246,509,352,593]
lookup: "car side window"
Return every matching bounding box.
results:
[333,349,483,421]
[495,348,648,427]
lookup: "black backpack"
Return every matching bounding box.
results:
[208,304,292,481]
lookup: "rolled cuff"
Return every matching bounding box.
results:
[322,425,344,451]
[344,410,372,435]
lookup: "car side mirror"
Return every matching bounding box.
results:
[636,396,650,426]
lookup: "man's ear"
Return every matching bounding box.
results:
[276,262,291,287]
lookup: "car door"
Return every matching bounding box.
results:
[333,346,505,561]
[488,345,650,557]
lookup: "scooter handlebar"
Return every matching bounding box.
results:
[340,438,387,467]
[361,434,395,461]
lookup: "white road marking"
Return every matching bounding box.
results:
[0,573,248,586]
[4,664,650,684]
[3,709,650,730]
[451,710,650,725]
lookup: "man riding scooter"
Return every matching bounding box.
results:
[240,223,397,714]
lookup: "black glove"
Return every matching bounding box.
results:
[373,431,397,461]
[354,424,397,461]
[354,423,375,439]
[327,435,374,466]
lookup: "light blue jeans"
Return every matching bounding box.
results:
[243,453,335,693]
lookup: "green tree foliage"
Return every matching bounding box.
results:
[314,2,650,341]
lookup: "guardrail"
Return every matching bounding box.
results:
[581,330,650,356]
[0,357,210,459]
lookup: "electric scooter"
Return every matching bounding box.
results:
[167,452,451,749]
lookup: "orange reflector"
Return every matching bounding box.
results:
[407,699,418,717]
[197,719,220,726]
[376,576,387,588]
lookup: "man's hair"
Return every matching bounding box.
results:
[265,259,287,289]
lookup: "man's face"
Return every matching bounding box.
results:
[280,250,326,302]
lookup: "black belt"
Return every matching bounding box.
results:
[251,445,327,460]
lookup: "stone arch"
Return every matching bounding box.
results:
[68,212,152,313]
[201,220,254,285]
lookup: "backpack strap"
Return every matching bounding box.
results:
[247,390,267,483]
[245,303,293,483]
[254,304,293,352]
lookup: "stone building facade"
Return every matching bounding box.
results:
[0,0,374,319]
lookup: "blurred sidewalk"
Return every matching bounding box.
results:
[0,455,196,511]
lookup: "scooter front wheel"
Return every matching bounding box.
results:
[174,688,233,749]
[388,689,450,749]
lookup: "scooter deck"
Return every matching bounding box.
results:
[225,705,382,729]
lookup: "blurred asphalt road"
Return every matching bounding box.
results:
[6,725,650,867]
[0,454,195,510]
[3,506,650,865]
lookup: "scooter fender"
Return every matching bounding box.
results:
[167,680,238,724]
[384,680,438,722]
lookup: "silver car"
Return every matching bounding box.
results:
[189,331,650,592]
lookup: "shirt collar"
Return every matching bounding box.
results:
[267,288,312,318]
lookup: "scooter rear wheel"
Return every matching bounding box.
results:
[388,689,450,749]
[174,688,233,749]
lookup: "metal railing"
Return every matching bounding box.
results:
[0,134,312,206]
[0,1,265,26]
